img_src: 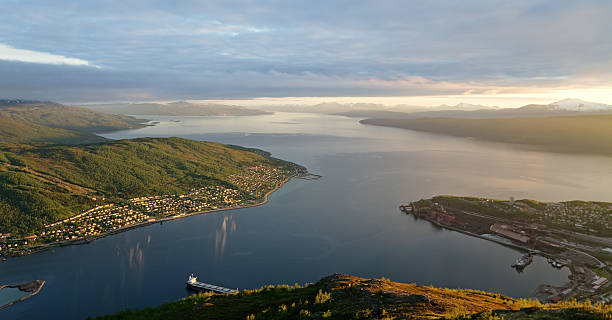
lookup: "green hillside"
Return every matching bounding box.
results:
[0,116,107,144]
[0,100,145,132]
[93,274,611,320]
[0,137,302,234]
[361,115,612,156]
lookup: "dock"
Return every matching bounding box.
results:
[511,253,533,271]
[186,274,238,294]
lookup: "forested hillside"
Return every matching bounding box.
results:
[0,137,302,234]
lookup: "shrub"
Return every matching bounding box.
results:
[315,290,331,304]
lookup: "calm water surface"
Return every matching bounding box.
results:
[0,288,29,307]
[3,113,612,319]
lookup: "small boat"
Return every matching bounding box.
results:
[546,258,564,268]
[551,260,564,268]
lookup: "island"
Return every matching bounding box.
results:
[94,274,610,320]
[400,196,612,304]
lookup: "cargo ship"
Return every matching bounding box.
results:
[186,274,238,294]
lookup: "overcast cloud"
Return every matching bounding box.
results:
[0,0,611,102]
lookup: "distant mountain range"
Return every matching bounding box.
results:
[336,99,612,119]
[0,100,145,133]
[81,101,272,116]
[0,116,107,144]
[259,102,498,114]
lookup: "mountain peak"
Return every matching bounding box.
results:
[548,98,612,111]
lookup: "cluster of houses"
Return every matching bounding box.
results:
[228,165,287,197]
[1,165,291,257]
[469,198,611,239]
[130,185,244,214]
[540,202,612,235]
[40,204,150,242]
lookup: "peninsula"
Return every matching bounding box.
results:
[0,137,307,257]
[401,196,612,304]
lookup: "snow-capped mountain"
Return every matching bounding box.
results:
[547,99,612,111]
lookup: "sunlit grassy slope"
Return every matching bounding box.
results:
[93,274,611,320]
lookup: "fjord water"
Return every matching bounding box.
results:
[3,113,612,319]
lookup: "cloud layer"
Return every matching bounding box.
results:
[0,43,95,67]
[0,0,611,101]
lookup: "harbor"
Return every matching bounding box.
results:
[399,197,611,303]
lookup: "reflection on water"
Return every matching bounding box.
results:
[215,216,237,261]
[128,241,145,270]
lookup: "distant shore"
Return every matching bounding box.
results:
[361,115,612,157]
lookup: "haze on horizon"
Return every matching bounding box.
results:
[1,0,611,106]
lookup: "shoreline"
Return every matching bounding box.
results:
[415,214,577,298]
[4,175,297,259]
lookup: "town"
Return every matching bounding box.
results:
[400,196,612,304]
[0,165,297,258]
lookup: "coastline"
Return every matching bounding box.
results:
[5,175,298,259]
[403,201,611,302]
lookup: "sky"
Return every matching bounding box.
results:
[1,0,611,106]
